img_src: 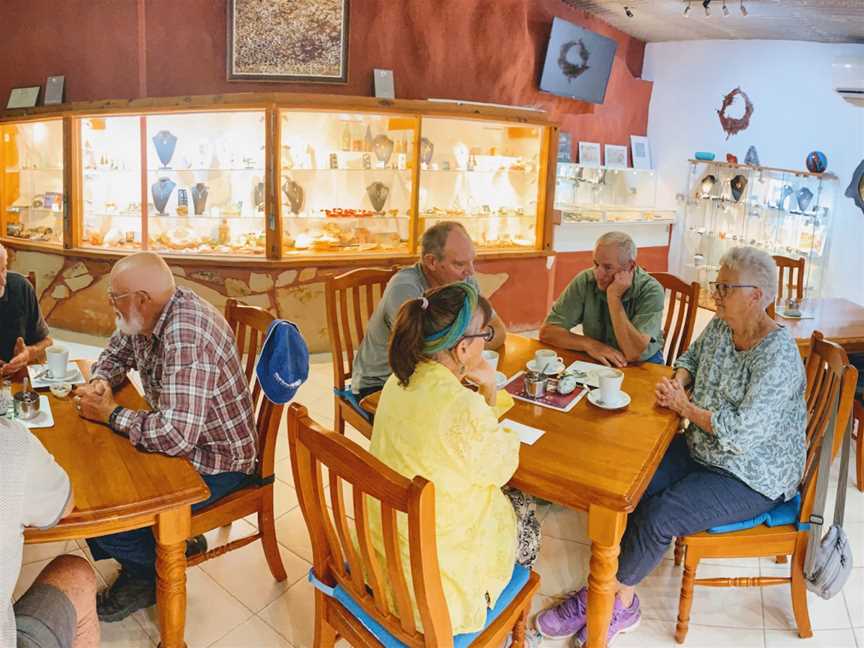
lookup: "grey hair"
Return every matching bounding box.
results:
[596,231,637,263]
[421,221,468,260]
[718,246,778,308]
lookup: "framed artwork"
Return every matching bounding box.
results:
[6,86,40,109]
[578,141,601,168]
[558,132,573,162]
[227,0,349,83]
[44,76,65,105]
[630,135,652,170]
[605,144,628,169]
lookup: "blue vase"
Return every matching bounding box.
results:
[805,150,827,174]
[151,177,176,215]
[152,130,178,168]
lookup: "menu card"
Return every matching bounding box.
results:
[504,371,588,413]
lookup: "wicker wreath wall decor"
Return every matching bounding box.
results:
[558,39,591,82]
[717,87,754,140]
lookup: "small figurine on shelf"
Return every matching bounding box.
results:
[176,189,189,217]
[745,145,760,166]
[218,218,231,245]
[364,125,373,153]
[340,122,351,152]
[726,153,738,164]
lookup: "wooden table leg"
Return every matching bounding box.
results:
[154,506,191,648]
[585,504,627,648]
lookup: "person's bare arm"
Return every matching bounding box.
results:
[539,323,626,367]
[607,294,650,361]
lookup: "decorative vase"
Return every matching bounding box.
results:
[805,150,827,174]
[420,137,434,165]
[367,182,390,213]
[283,179,304,214]
[730,174,747,202]
[778,185,794,210]
[745,145,760,166]
[372,135,394,165]
[796,186,814,212]
[364,125,373,153]
[176,188,189,217]
[699,174,716,198]
[151,177,176,215]
[152,131,178,168]
[190,183,208,215]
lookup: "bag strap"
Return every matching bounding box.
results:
[832,413,853,527]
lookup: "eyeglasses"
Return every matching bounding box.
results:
[107,290,147,307]
[708,282,758,299]
[461,326,494,343]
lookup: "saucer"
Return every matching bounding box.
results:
[587,390,631,410]
[42,367,80,383]
[495,371,508,389]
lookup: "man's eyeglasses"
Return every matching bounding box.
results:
[708,282,758,299]
[462,326,494,343]
[107,290,147,307]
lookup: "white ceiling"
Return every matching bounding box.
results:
[560,0,864,43]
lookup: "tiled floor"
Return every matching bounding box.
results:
[15,324,864,648]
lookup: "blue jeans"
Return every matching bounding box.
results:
[87,471,249,579]
[616,435,779,586]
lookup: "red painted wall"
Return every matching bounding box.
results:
[0,0,651,155]
[550,247,670,299]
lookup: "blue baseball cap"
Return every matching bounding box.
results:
[255,319,310,404]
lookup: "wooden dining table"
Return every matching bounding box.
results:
[362,333,681,648]
[774,297,864,354]
[19,360,209,648]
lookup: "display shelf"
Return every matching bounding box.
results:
[686,159,837,180]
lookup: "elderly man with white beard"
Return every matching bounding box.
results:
[72,251,257,622]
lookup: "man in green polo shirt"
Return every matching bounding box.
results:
[540,231,665,367]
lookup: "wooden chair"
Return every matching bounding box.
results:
[650,272,700,365]
[673,331,858,643]
[185,299,287,582]
[773,255,805,304]
[854,399,864,492]
[287,403,540,647]
[325,266,398,439]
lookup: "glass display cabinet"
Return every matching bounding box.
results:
[418,117,544,250]
[679,159,836,309]
[0,119,64,246]
[554,163,674,224]
[279,110,415,255]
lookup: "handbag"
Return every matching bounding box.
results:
[803,380,854,600]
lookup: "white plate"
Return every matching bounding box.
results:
[587,389,631,410]
[28,364,85,389]
[19,396,55,429]
[495,371,508,389]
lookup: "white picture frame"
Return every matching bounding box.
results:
[630,135,652,170]
[6,86,40,110]
[44,76,65,105]
[605,144,628,169]
[578,141,601,168]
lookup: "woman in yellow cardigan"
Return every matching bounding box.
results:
[369,281,540,636]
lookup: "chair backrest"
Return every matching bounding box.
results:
[224,298,280,479]
[288,403,452,647]
[650,272,700,366]
[799,331,858,521]
[325,267,398,391]
[773,255,805,304]
[26,272,36,293]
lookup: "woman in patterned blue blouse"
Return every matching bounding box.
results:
[537,246,806,645]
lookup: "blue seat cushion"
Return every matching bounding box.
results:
[334,387,372,423]
[707,493,801,534]
[326,563,531,647]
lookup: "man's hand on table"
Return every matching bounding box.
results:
[72,379,118,424]
[1,337,32,377]
[585,338,627,368]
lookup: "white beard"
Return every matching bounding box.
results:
[115,310,144,336]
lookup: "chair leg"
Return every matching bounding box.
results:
[313,593,337,648]
[510,605,528,648]
[258,492,287,582]
[675,551,699,644]
[674,537,684,566]
[854,404,864,492]
[790,537,813,639]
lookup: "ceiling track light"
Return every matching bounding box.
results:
[740,0,748,15]
[722,1,730,16]
[703,0,711,16]
[683,1,691,16]
[624,5,634,17]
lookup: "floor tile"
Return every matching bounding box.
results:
[133,567,253,648]
[765,628,858,647]
[202,518,261,555]
[274,478,300,518]
[211,614,293,647]
[199,540,310,613]
[259,576,317,647]
[275,507,313,563]
[533,536,591,597]
[853,626,863,646]
[761,566,852,631]
[679,624,765,647]
[99,616,156,647]
[637,559,688,623]
[841,568,862,628]
[613,618,676,647]
[541,505,589,545]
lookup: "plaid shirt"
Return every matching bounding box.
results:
[91,287,257,475]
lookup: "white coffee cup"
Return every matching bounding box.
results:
[598,369,625,405]
[46,346,69,379]
[482,350,499,372]
[535,349,563,365]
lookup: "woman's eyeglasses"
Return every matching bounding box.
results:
[461,326,494,343]
[708,282,758,299]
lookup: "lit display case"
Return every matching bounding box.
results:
[418,117,544,250]
[554,163,674,224]
[0,119,64,246]
[279,110,415,255]
[679,159,836,308]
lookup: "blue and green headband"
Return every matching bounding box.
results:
[421,282,479,355]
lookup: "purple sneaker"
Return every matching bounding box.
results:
[535,587,588,639]
[574,594,641,647]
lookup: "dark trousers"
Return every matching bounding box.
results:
[87,471,249,579]
[616,435,779,586]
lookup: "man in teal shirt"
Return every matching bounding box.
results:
[540,231,665,366]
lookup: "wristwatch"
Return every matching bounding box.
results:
[108,405,124,431]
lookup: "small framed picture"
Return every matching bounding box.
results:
[630,135,652,170]
[578,141,601,168]
[605,144,628,169]
[6,86,40,110]
[44,76,65,105]
[557,132,573,162]
[373,69,395,99]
